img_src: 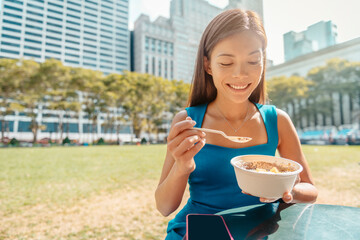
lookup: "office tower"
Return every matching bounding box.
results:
[284,20,337,61]
[133,0,264,83]
[0,0,130,74]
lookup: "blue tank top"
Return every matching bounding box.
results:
[165,102,279,240]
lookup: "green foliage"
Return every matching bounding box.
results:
[268,58,360,128]
[97,137,105,145]
[62,137,71,145]
[0,58,191,142]
[9,138,19,146]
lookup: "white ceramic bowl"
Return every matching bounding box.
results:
[230,155,303,199]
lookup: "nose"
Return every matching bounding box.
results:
[232,63,248,78]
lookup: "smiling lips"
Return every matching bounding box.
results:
[228,83,250,90]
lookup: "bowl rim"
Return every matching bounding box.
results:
[230,154,303,176]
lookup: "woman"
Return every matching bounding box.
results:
[155,9,318,240]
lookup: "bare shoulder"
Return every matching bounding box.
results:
[276,108,298,145]
[276,108,293,127]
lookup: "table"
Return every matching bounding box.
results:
[216,203,360,240]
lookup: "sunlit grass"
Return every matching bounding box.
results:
[0,144,359,239]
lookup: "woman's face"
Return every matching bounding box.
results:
[205,30,264,103]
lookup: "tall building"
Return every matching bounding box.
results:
[133,0,264,83]
[0,0,130,74]
[284,20,337,62]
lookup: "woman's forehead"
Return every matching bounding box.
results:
[212,31,263,56]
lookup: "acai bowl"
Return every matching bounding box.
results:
[230,155,303,199]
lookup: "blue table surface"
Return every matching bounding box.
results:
[216,203,360,240]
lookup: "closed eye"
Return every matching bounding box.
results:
[248,61,261,65]
[220,63,232,66]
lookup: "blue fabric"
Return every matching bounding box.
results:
[165,102,278,240]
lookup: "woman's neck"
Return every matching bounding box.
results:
[212,97,251,121]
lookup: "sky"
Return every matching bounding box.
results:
[128,0,360,65]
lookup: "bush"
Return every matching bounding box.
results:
[141,138,147,145]
[10,138,19,146]
[97,138,105,145]
[62,137,71,145]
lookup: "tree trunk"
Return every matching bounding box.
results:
[330,93,335,126]
[290,101,297,128]
[349,93,353,124]
[0,119,4,143]
[339,92,344,125]
[313,98,318,126]
[31,119,38,144]
[305,99,310,128]
[116,124,120,144]
[58,112,64,144]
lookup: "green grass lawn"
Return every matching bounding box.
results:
[0,144,359,239]
[0,145,167,215]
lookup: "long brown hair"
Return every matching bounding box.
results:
[188,9,268,107]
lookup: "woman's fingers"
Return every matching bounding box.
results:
[182,138,206,160]
[172,135,203,159]
[282,192,293,203]
[167,117,196,141]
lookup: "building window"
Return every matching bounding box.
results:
[171,60,173,79]
[145,37,149,51]
[170,43,174,56]
[145,55,149,73]
[24,52,41,58]
[151,39,155,52]
[47,35,62,41]
[65,59,79,64]
[24,45,41,51]
[47,42,61,48]
[47,15,62,22]
[1,41,20,47]
[1,49,19,55]
[158,40,162,54]
[2,27,21,33]
[164,42,168,54]
[3,19,22,26]
[165,60,168,79]
[27,3,44,10]
[4,12,22,19]
[158,59,162,76]
[4,4,23,12]
[46,49,61,54]
[152,57,155,75]
[2,34,20,40]
[25,31,42,37]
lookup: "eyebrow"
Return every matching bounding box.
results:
[216,49,261,58]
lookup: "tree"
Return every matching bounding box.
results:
[307,58,360,127]
[103,73,131,143]
[0,59,24,143]
[267,75,313,128]
[42,59,81,144]
[16,59,44,143]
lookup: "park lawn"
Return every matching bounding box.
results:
[0,145,359,239]
[0,145,166,215]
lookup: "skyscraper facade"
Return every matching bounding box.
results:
[133,0,264,83]
[0,0,130,74]
[283,20,337,62]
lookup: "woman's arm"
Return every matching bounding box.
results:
[275,109,318,203]
[155,111,206,216]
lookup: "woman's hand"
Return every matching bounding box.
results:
[167,116,206,176]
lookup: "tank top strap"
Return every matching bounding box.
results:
[255,103,279,148]
[185,103,208,128]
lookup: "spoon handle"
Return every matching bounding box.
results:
[193,127,226,137]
